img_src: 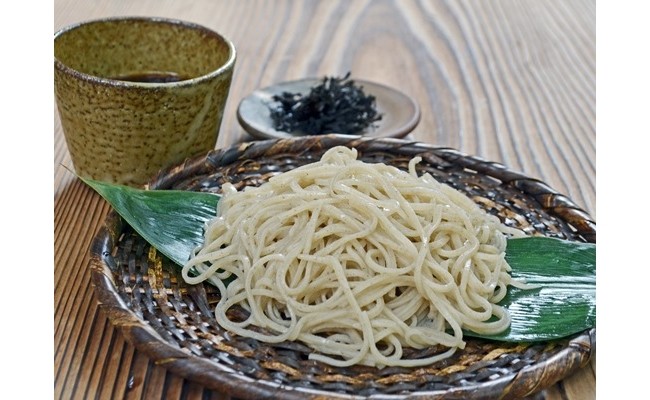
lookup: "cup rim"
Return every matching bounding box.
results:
[54,16,237,88]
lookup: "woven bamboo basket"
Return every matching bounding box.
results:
[89,134,596,399]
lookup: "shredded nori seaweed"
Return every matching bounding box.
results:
[269,73,382,135]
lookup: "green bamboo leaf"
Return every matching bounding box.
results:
[465,236,596,342]
[82,178,595,343]
[82,177,220,267]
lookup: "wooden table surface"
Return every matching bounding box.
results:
[54,1,596,399]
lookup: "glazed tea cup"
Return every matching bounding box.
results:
[54,17,236,186]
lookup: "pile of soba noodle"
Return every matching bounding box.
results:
[182,146,528,368]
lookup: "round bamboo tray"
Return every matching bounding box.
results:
[89,134,596,399]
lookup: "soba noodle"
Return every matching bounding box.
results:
[182,146,528,368]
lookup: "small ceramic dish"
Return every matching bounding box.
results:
[237,78,420,140]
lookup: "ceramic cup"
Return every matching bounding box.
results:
[54,17,236,186]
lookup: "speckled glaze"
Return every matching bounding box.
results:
[54,17,236,186]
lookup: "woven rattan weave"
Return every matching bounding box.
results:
[89,134,595,399]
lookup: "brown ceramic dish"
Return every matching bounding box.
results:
[89,134,595,399]
[237,78,420,140]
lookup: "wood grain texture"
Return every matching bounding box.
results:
[54,1,595,399]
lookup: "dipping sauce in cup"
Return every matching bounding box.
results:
[54,17,236,187]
